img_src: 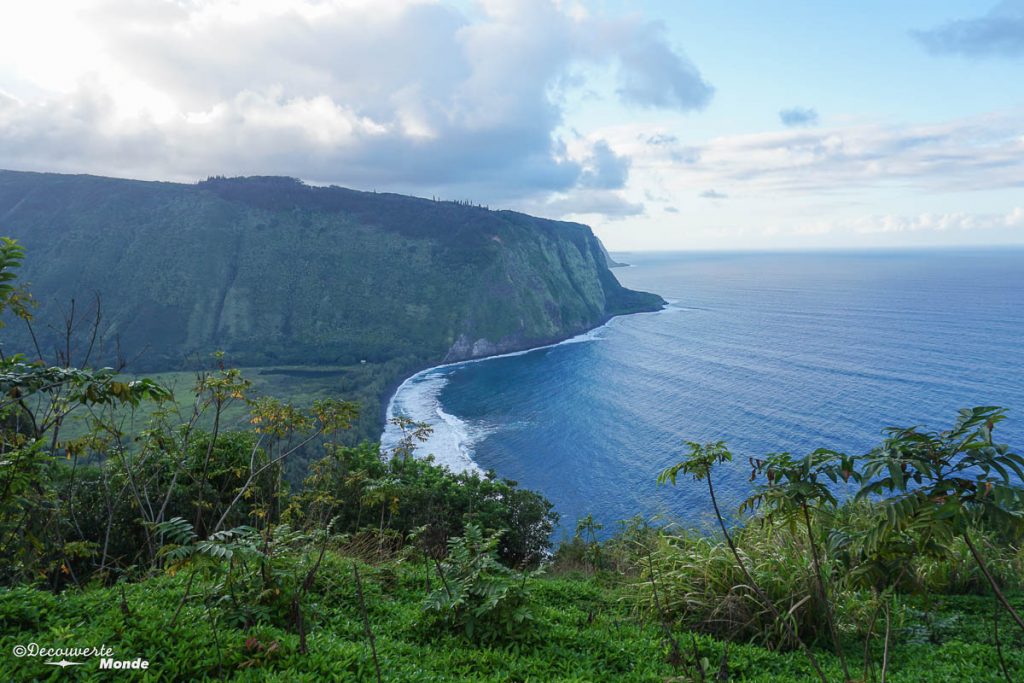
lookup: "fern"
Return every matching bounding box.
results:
[423,523,542,642]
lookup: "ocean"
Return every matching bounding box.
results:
[382,249,1024,537]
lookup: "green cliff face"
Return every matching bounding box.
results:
[0,170,663,374]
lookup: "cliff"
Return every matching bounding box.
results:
[0,170,662,436]
[0,170,662,366]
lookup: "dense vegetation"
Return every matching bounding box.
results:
[2,237,1023,681]
[0,170,663,442]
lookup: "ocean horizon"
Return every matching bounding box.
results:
[383,248,1024,536]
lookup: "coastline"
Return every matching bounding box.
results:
[378,308,659,427]
[378,303,667,467]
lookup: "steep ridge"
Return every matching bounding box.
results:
[0,169,664,437]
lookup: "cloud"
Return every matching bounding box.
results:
[644,133,679,146]
[625,111,1024,195]
[779,106,819,128]
[699,189,727,199]
[0,0,713,218]
[914,1,1024,58]
[613,22,714,110]
[529,189,644,220]
[639,131,700,163]
[579,140,630,189]
[793,207,1024,236]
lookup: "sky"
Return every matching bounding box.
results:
[0,0,1022,250]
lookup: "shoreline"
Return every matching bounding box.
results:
[378,316,616,432]
[378,304,667,453]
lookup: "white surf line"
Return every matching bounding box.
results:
[385,318,617,421]
[380,318,618,472]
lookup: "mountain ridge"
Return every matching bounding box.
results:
[0,169,663,437]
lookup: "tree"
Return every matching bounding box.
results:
[0,237,33,330]
[659,442,827,683]
[742,449,857,681]
[574,513,604,571]
[0,238,172,585]
[855,406,1024,632]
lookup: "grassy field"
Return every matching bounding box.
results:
[1,552,1021,682]
[63,359,406,446]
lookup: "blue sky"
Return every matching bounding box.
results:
[559,0,1024,249]
[633,1,1023,128]
[0,0,1021,249]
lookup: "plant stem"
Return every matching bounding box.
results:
[993,594,1012,683]
[689,632,705,681]
[862,591,883,683]
[170,567,198,628]
[717,641,730,681]
[643,542,684,672]
[802,503,850,681]
[705,476,828,683]
[433,557,453,599]
[293,522,334,655]
[963,529,1024,633]
[880,601,891,683]
[204,587,223,680]
[352,563,383,683]
[119,583,132,622]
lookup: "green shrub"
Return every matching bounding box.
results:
[0,586,57,630]
[423,524,541,642]
[631,521,846,647]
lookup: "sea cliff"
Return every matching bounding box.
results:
[0,169,663,438]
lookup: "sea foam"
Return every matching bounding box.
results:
[381,323,611,473]
[381,370,485,474]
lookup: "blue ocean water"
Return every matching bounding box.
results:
[383,250,1024,537]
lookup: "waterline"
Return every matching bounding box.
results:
[380,320,620,473]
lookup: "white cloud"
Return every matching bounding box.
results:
[602,112,1024,197]
[852,207,1024,234]
[777,207,1024,237]
[0,0,713,216]
[527,189,644,220]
